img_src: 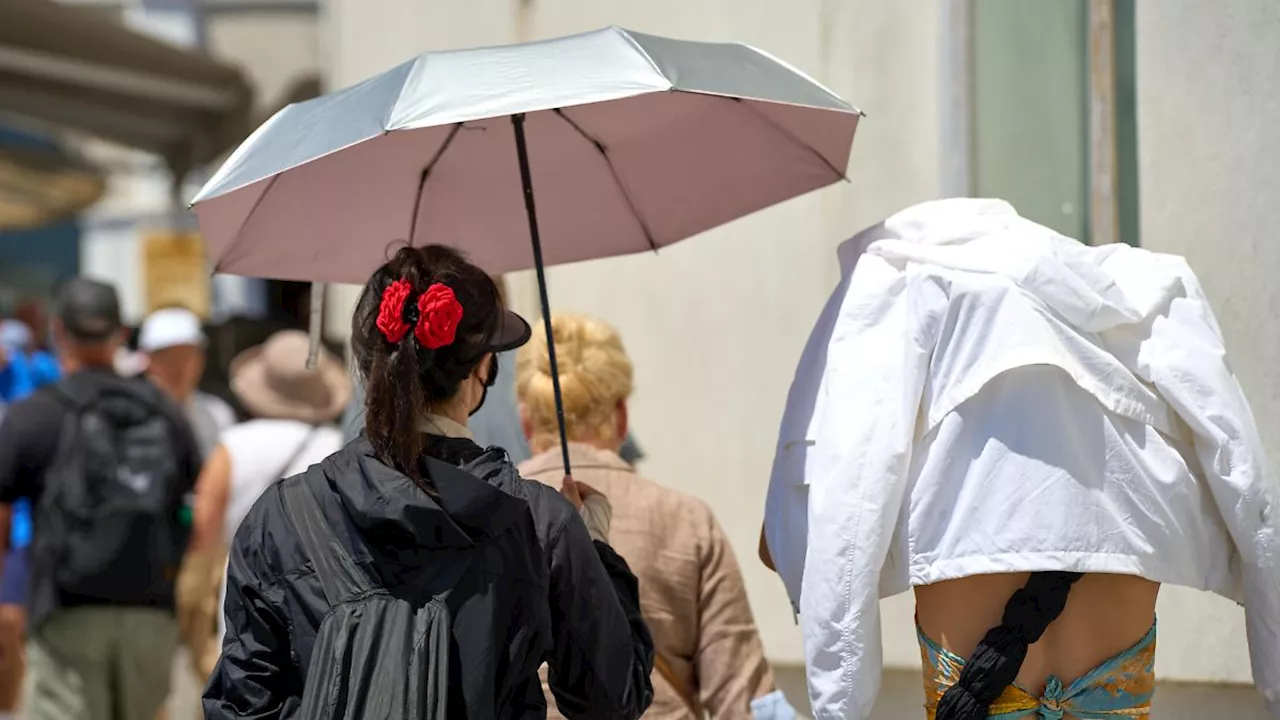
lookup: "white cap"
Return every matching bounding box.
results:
[138,307,205,353]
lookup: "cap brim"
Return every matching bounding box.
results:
[489,309,532,353]
[63,317,120,341]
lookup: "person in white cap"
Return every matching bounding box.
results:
[137,307,236,459]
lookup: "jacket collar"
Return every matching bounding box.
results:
[521,442,634,478]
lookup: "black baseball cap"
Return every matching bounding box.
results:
[56,277,122,341]
[489,309,532,353]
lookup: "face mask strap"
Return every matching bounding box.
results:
[469,354,499,416]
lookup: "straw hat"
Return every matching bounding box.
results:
[229,330,352,424]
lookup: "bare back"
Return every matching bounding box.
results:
[914,573,1159,695]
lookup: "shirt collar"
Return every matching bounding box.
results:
[522,442,634,477]
[418,414,474,440]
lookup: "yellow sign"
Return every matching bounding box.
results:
[142,231,210,318]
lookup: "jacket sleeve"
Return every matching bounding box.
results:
[693,509,777,718]
[544,503,655,720]
[800,255,933,720]
[203,499,302,720]
[1132,264,1280,717]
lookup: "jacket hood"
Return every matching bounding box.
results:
[317,437,530,552]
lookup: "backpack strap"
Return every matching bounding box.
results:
[271,427,320,482]
[38,376,101,519]
[280,477,376,605]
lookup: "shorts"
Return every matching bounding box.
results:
[25,606,178,720]
[0,547,29,606]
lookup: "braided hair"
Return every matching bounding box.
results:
[934,571,1084,720]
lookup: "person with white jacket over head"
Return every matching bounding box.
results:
[761,198,1280,719]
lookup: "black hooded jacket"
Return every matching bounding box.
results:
[203,436,654,719]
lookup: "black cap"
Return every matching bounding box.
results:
[57,278,122,341]
[489,309,532,353]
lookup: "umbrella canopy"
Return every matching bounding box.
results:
[192,26,861,283]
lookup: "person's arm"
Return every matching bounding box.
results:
[693,511,776,719]
[758,524,775,571]
[190,445,232,554]
[177,444,233,679]
[0,397,52,507]
[543,494,654,720]
[202,495,300,719]
[0,396,58,594]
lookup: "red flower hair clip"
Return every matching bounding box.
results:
[375,279,463,350]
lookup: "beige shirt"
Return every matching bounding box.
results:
[521,444,775,720]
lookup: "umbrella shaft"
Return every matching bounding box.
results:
[512,113,572,476]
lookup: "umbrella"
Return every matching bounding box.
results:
[192,26,862,474]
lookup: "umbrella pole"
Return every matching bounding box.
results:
[512,113,572,476]
[306,280,325,369]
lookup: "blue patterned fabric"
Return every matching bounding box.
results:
[918,620,1157,719]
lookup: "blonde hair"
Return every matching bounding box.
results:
[516,313,634,452]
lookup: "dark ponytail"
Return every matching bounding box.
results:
[351,245,503,488]
[934,571,1083,720]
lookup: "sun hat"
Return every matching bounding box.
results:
[138,307,205,353]
[230,330,352,424]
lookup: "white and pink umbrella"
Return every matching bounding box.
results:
[191,26,862,472]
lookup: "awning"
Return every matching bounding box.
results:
[0,0,254,180]
[0,127,105,230]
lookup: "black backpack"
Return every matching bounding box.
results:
[281,465,477,720]
[33,374,188,605]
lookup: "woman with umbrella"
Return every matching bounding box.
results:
[192,26,864,720]
[205,245,654,719]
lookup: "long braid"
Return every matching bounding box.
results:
[934,571,1084,720]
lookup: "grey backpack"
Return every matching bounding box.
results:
[282,476,473,719]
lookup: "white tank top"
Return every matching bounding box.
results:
[217,419,343,645]
[219,419,344,545]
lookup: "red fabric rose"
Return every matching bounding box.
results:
[415,283,463,349]
[375,279,413,343]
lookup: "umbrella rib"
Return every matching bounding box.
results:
[730,97,850,183]
[552,108,658,253]
[408,123,463,243]
[214,171,281,273]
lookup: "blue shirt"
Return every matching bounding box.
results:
[0,351,36,404]
[0,349,57,550]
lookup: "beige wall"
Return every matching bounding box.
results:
[1135,0,1280,693]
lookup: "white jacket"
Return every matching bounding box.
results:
[763,198,1280,719]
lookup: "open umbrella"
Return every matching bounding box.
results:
[192,26,862,474]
